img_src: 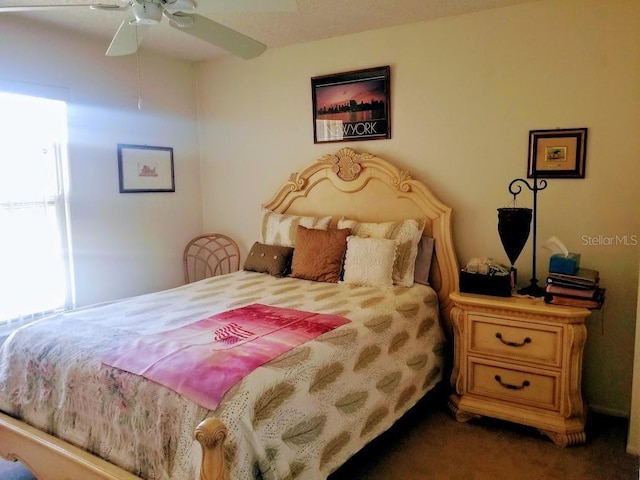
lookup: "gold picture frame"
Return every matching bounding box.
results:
[527,128,588,178]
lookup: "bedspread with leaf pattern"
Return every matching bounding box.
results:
[0,271,444,480]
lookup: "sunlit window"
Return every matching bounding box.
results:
[0,92,70,330]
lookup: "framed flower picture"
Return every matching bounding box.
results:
[527,128,588,179]
[118,144,175,193]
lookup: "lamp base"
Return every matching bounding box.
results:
[517,278,545,297]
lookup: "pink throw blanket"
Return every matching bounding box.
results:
[102,304,350,410]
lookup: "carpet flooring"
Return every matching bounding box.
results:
[330,388,639,480]
[1,387,638,479]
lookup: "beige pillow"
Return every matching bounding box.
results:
[337,218,426,287]
[259,209,332,247]
[290,226,350,283]
[342,236,397,287]
[243,242,294,277]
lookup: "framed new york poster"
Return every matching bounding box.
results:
[311,66,391,143]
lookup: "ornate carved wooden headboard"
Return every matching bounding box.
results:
[263,147,460,339]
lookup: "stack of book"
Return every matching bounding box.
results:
[544,267,605,309]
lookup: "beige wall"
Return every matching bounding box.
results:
[0,17,203,307]
[197,0,640,415]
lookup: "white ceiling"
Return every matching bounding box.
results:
[2,0,541,62]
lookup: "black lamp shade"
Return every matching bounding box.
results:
[497,207,532,267]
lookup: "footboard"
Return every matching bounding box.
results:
[195,417,229,480]
[0,412,229,480]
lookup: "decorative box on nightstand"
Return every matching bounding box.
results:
[447,291,591,447]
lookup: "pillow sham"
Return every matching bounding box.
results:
[243,242,294,277]
[337,217,426,287]
[342,236,397,287]
[259,209,332,248]
[290,226,350,283]
[414,235,435,286]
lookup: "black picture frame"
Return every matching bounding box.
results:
[527,128,588,179]
[118,144,175,193]
[311,66,391,143]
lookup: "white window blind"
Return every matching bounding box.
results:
[0,92,71,335]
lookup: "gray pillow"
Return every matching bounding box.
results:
[414,236,435,286]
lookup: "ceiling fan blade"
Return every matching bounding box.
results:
[0,3,122,12]
[106,19,150,56]
[170,13,266,59]
[196,0,296,12]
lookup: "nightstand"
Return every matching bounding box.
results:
[448,291,591,446]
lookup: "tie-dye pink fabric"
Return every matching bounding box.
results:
[102,303,349,410]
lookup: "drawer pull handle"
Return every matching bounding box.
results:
[495,332,531,347]
[494,375,530,390]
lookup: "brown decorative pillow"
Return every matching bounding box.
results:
[290,226,350,283]
[243,242,294,277]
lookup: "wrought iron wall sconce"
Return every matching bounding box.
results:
[497,175,548,297]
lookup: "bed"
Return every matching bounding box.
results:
[0,147,459,480]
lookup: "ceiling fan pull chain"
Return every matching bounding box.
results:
[135,25,142,109]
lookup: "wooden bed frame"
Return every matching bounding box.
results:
[0,147,459,480]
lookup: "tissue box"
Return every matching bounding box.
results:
[549,253,581,275]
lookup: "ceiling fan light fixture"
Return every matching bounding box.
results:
[132,1,162,24]
[2,0,277,60]
[164,0,196,13]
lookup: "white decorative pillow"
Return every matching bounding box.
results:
[342,236,397,287]
[259,209,332,247]
[337,217,426,287]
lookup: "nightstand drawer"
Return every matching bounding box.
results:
[468,358,560,411]
[468,314,563,367]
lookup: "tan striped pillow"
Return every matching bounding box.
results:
[337,218,426,287]
[260,209,332,247]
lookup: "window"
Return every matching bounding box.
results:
[0,92,71,334]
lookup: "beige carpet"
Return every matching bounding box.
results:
[2,386,639,479]
[330,386,639,480]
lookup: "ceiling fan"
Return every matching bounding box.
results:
[0,0,297,59]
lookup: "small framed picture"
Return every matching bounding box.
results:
[118,144,175,193]
[527,128,588,178]
[311,66,390,143]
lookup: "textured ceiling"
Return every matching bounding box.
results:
[1,0,541,62]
